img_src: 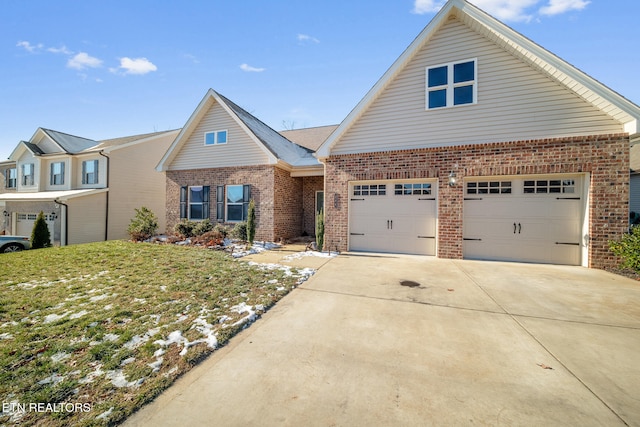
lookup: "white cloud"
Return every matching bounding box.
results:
[240,63,265,73]
[67,52,103,70]
[539,0,590,15]
[48,45,73,55]
[16,41,43,52]
[297,34,320,44]
[114,57,158,75]
[413,0,446,14]
[412,0,588,21]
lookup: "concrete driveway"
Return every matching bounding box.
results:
[125,254,640,426]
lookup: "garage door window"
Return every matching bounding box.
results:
[524,179,575,194]
[353,184,386,196]
[395,183,432,195]
[467,181,512,195]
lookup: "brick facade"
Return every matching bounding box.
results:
[302,176,324,236]
[166,165,314,241]
[323,134,630,269]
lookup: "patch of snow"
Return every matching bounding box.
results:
[148,357,163,373]
[160,285,167,292]
[103,333,119,342]
[218,315,231,323]
[1,321,18,328]
[0,332,13,340]
[96,407,113,420]
[133,298,146,304]
[89,294,110,302]
[51,352,70,363]
[120,357,136,366]
[283,250,338,260]
[103,304,114,310]
[70,310,89,320]
[38,373,65,385]
[105,369,138,388]
[43,311,71,324]
[79,364,104,384]
[123,327,160,350]
[231,241,281,258]
[229,302,257,328]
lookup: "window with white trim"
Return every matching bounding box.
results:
[426,59,477,109]
[353,184,386,196]
[5,168,17,188]
[82,160,99,185]
[523,179,575,194]
[50,162,65,186]
[467,181,512,195]
[21,163,34,186]
[226,185,244,221]
[395,183,432,195]
[204,130,228,145]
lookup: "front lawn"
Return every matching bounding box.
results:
[0,241,311,426]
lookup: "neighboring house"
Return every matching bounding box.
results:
[0,128,179,245]
[157,90,328,241]
[315,0,640,269]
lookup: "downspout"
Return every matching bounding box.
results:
[99,151,110,241]
[54,199,68,246]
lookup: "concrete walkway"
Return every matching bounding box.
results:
[124,254,640,426]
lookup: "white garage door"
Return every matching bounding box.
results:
[349,180,437,255]
[463,175,584,265]
[16,213,54,237]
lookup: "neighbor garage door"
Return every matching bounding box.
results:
[16,213,54,237]
[463,175,584,265]
[349,180,437,255]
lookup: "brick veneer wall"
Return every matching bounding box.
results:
[166,165,275,241]
[273,167,303,240]
[302,176,324,236]
[323,134,629,269]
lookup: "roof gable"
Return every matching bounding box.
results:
[157,89,318,171]
[316,0,640,158]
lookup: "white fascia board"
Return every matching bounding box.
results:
[156,90,216,171]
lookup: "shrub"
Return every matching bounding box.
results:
[247,200,256,244]
[193,219,214,236]
[31,211,52,249]
[315,208,324,252]
[127,207,158,241]
[231,222,247,241]
[213,223,230,239]
[609,225,640,271]
[174,220,196,238]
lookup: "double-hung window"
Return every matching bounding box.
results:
[5,168,17,188]
[82,160,99,185]
[21,163,34,186]
[180,186,210,220]
[426,59,477,109]
[204,130,228,146]
[50,162,65,186]
[215,185,251,222]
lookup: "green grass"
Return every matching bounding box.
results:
[0,241,308,426]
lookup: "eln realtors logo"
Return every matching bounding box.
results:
[3,401,92,415]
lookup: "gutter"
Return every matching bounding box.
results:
[98,150,110,241]
[53,199,68,246]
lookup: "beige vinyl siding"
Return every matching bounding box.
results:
[332,18,623,155]
[107,132,176,240]
[35,135,63,154]
[67,193,107,245]
[169,99,270,170]
[74,155,107,189]
[16,151,39,192]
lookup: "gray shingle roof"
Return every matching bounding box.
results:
[217,92,319,167]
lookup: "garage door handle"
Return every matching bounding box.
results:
[556,242,579,246]
[387,220,390,229]
[514,223,517,234]
[518,223,521,234]
[350,233,365,236]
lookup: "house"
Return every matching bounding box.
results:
[156,90,331,241]
[315,0,640,269]
[630,144,640,216]
[0,128,179,245]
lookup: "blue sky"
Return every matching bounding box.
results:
[1,0,638,160]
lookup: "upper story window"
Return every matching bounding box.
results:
[204,130,228,146]
[82,160,99,185]
[50,162,65,186]
[426,59,477,109]
[5,168,17,188]
[21,163,34,186]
